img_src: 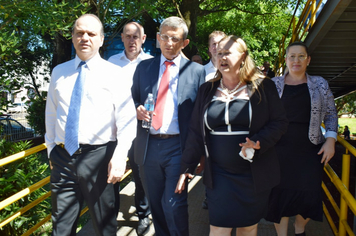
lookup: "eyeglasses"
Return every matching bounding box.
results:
[287,55,308,61]
[160,34,181,43]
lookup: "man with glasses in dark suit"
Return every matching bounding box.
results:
[131,16,205,236]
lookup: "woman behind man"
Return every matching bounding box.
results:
[175,35,288,236]
[266,41,338,236]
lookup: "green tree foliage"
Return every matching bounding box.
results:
[193,1,294,65]
[335,92,356,118]
[102,0,296,66]
[0,0,298,106]
[0,0,86,112]
[26,97,46,136]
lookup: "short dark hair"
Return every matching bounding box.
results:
[286,41,309,56]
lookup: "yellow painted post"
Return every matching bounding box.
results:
[292,17,296,42]
[311,0,316,27]
[339,153,351,236]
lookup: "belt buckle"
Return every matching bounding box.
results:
[59,144,82,155]
[74,147,82,155]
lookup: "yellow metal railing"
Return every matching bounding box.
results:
[2,138,356,236]
[322,136,356,236]
[275,0,324,76]
[0,143,132,235]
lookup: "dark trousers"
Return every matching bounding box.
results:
[128,140,151,219]
[140,136,189,236]
[50,141,119,236]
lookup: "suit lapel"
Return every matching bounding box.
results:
[177,57,189,105]
[150,56,161,99]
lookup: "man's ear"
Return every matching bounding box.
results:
[100,35,104,47]
[182,39,190,49]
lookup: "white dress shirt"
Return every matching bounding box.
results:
[108,49,153,135]
[108,49,153,69]
[45,53,137,166]
[149,54,181,135]
[204,60,217,81]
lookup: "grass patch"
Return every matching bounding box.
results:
[338,117,356,135]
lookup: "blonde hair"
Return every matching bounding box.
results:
[211,35,264,91]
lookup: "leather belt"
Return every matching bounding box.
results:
[58,143,106,155]
[150,134,179,139]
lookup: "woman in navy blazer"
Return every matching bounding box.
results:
[176,35,288,236]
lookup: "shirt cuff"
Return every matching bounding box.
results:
[325,131,337,141]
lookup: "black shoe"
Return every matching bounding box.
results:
[295,233,306,236]
[137,217,150,236]
[202,197,208,209]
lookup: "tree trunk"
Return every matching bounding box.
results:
[180,0,201,59]
[51,33,72,71]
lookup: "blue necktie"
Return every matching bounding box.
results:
[65,61,86,156]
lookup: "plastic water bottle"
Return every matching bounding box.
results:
[142,93,155,128]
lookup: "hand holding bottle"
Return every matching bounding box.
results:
[142,93,155,128]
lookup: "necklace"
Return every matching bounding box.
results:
[220,79,242,94]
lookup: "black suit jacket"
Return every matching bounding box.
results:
[180,79,288,193]
[131,55,205,165]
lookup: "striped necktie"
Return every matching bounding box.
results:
[65,61,86,156]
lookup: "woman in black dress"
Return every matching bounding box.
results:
[266,42,338,236]
[175,35,288,236]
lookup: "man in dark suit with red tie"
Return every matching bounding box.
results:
[131,16,205,236]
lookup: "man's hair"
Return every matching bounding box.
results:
[123,22,145,35]
[208,31,226,46]
[159,16,188,40]
[72,14,104,36]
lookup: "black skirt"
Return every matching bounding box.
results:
[266,84,324,222]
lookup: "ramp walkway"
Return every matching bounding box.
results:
[77,175,333,236]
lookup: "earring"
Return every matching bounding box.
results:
[241,61,245,67]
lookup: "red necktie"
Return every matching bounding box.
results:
[152,61,174,130]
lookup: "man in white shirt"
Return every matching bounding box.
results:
[204,31,226,81]
[108,22,152,69]
[108,22,152,236]
[45,14,136,236]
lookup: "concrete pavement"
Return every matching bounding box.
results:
[77,175,334,236]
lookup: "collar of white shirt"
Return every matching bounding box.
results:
[74,53,102,71]
[160,53,181,68]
